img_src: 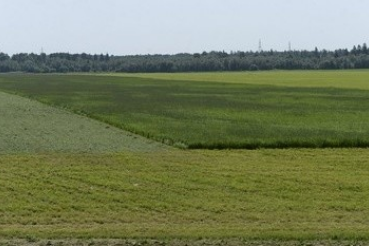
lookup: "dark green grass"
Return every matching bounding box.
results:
[1,73,369,149]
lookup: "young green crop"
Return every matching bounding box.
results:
[1,72,369,244]
[0,91,167,153]
[108,70,369,90]
[1,72,369,149]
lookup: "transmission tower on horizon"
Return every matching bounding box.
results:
[259,39,262,52]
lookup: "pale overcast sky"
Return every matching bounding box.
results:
[1,0,368,55]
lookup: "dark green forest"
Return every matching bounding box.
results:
[1,44,369,73]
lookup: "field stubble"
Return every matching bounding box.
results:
[0,149,369,239]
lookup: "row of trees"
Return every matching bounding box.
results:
[1,44,369,73]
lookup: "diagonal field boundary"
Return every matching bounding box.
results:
[0,91,169,153]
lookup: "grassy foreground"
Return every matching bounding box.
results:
[1,72,369,149]
[1,149,369,240]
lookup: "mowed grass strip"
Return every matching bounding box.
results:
[0,149,369,239]
[1,73,369,148]
[0,91,168,153]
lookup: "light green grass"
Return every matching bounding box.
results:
[105,70,369,90]
[0,91,168,153]
[0,149,369,239]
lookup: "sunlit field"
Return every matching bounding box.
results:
[1,71,369,244]
[1,149,369,240]
[1,72,369,148]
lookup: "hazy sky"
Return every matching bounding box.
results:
[1,0,368,55]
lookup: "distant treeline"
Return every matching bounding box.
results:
[1,43,369,73]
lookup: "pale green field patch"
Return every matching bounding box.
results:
[104,70,369,90]
[0,91,168,153]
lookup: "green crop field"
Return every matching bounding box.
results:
[1,71,369,245]
[0,91,167,153]
[1,149,369,241]
[103,70,369,90]
[1,71,369,148]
